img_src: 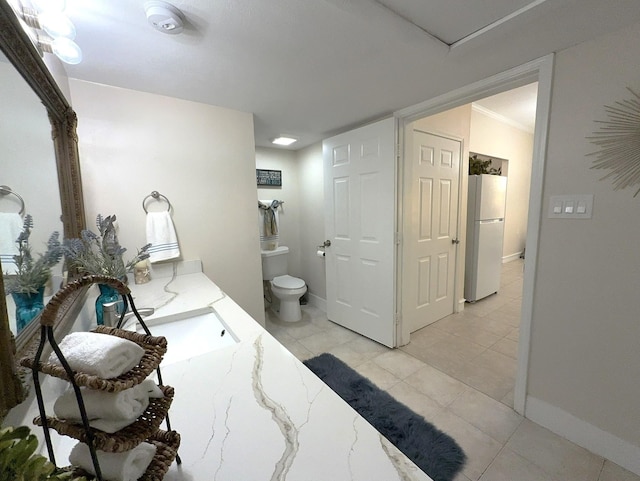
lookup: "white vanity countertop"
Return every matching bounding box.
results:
[131,271,432,481]
[6,267,432,481]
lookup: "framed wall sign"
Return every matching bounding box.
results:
[256,169,282,186]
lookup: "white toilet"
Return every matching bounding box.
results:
[261,246,307,322]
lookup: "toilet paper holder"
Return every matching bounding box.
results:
[316,240,331,257]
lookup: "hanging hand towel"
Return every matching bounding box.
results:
[258,200,281,250]
[0,212,23,275]
[146,211,180,263]
[69,441,157,481]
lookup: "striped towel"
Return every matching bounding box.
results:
[146,211,180,263]
[0,212,22,274]
[258,200,280,250]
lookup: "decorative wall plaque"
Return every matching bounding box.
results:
[588,87,640,197]
[256,169,282,186]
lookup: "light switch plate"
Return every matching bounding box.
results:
[548,194,593,219]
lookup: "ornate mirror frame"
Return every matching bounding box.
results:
[0,1,86,418]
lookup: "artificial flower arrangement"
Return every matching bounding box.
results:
[3,214,63,295]
[63,214,151,280]
[63,214,151,325]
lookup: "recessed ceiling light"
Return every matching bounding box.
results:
[272,136,297,146]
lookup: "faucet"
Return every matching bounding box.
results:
[102,302,155,329]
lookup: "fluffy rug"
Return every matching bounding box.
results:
[304,353,466,481]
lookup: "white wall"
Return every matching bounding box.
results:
[470,107,534,260]
[256,147,302,277]
[69,80,265,325]
[296,143,326,306]
[526,21,640,473]
[257,143,326,308]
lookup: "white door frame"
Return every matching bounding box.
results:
[394,54,554,416]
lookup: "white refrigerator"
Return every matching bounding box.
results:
[464,174,507,302]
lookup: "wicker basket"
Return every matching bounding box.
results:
[21,326,167,393]
[34,385,174,452]
[60,429,181,481]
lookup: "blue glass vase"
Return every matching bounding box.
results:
[95,283,124,326]
[12,286,45,333]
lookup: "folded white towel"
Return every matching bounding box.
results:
[48,332,145,379]
[69,441,156,481]
[146,211,180,263]
[0,212,23,275]
[53,380,164,433]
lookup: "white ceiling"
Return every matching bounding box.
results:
[56,0,640,149]
[474,82,539,133]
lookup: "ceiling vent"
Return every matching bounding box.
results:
[144,1,184,34]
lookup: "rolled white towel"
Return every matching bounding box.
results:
[53,380,164,433]
[48,332,145,379]
[69,441,156,481]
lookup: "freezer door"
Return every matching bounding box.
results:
[477,174,507,221]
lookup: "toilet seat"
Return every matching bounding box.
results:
[272,275,305,289]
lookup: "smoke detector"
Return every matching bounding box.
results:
[144,1,184,34]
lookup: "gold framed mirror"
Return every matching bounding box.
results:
[0,0,86,418]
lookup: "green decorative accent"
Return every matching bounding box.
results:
[588,87,640,197]
[0,426,89,481]
[469,153,502,175]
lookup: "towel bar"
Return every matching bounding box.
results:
[142,191,171,213]
[0,185,25,215]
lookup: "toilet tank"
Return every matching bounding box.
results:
[261,246,289,280]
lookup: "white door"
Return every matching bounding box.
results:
[323,118,396,348]
[403,130,461,333]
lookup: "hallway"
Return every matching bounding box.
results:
[401,259,523,407]
[264,260,638,481]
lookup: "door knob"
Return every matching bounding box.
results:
[451,238,460,245]
[323,240,332,247]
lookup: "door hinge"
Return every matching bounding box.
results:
[394,313,402,326]
[395,232,402,245]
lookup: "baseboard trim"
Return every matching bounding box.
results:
[502,252,524,263]
[525,396,640,476]
[306,292,326,312]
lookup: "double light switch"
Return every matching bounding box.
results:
[548,194,593,219]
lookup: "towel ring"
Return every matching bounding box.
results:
[142,191,171,213]
[0,185,25,215]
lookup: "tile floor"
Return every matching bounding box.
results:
[264,259,639,481]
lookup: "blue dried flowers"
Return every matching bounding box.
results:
[63,214,151,279]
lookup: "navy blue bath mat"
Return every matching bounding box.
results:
[304,353,466,481]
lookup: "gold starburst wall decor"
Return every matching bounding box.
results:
[587,87,640,197]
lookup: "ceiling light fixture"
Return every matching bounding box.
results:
[144,1,184,35]
[15,0,82,64]
[272,136,298,146]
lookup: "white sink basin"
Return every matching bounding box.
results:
[137,308,238,366]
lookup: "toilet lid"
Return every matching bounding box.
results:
[272,275,305,289]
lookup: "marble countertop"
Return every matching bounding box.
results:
[8,263,433,481]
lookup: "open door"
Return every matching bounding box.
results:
[402,130,461,332]
[323,118,396,348]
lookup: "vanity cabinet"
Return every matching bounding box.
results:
[19,276,181,481]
